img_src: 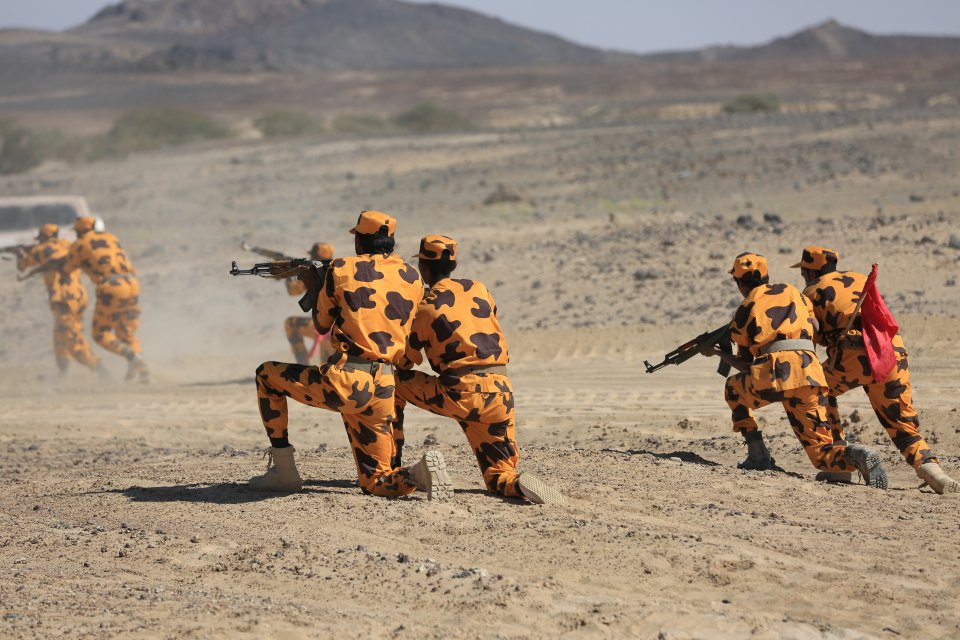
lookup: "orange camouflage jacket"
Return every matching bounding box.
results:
[64,231,135,286]
[314,253,423,364]
[803,270,906,355]
[729,282,826,392]
[18,238,88,312]
[401,277,510,373]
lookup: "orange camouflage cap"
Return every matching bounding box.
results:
[310,242,335,260]
[36,223,59,240]
[414,234,458,261]
[791,246,840,270]
[729,252,768,281]
[349,210,396,237]
[74,216,97,233]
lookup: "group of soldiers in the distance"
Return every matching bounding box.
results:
[248,210,957,504]
[10,217,148,383]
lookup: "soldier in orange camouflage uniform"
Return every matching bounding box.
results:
[796,246,959,494]
[64,216,148,382]
[16,224,101,374]
[393,235,563,504]
[284,242,335,365]
[251,211,452,500]
[702,252,889,488]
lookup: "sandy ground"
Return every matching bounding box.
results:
[1,100,960,638]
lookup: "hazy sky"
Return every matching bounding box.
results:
[2,0,959,54]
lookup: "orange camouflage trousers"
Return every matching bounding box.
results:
[725,372,854,473]
[284,316,314,365]
[284,317,333,366]
[255,360,417,497]
[824,342,935,469]
[93,275,141,358]
[394,370,522,498]
[52,303,99,370]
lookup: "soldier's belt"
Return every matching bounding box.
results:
[761,339,816,355]
[101,273,135,286]
[338,355,395,376]
[442,364,508,378]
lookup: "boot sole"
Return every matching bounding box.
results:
[422,451,453,502]
[518,473,566,505]
[855,451,889,490]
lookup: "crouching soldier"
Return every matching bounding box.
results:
[702,252,888,488]
[393,234,564,504]
[250,211,452,500]
[284,242,335,365]
[16,224,102,375]
[795,246,959,494]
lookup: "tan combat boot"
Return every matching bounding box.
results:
[249,446,303,492]
[407,451,452,501]
[125,354,150,384]
[517,472,566,505]
[842,444,888,489]
[917,462,960,495]
[737,430,775,471]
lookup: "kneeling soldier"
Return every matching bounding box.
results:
[251,211,452,499]
[703,252,888,488]
[795,246,959,494]
[393,235,564,504]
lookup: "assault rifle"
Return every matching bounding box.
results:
[644,325,733,376]
[0,244,29,261]
[230,258,331,313]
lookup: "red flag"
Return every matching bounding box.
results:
[860,264,899,382]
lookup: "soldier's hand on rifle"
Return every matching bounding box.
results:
[297,264,322,291]
[700,346,720,358]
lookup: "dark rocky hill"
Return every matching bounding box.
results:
[2,0,632,73]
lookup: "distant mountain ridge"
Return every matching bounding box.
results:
[644,20,960,62]
[1,4,959,75]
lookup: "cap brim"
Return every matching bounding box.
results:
[790,262,803,268]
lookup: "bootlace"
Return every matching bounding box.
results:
[261,449,275,473]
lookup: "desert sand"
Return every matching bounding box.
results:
[2,98,960,639]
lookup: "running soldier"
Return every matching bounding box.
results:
[394,235,564,504]
[250,211,452,500]
[795,246,959,494]
[284,242,335,365]
[16,224,102,375]
[64,216,148,382]
[702,252,888,488]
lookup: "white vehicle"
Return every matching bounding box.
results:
[0,196,102,250]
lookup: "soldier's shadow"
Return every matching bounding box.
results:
[111,479,357,504]
[605,448,722,467]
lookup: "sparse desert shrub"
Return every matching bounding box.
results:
[92,107,231,157]
[253,109,324,138]
[392,102,473,133]
[722,93,781,114]
[0,126,44,175]
[330,113,389,134]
